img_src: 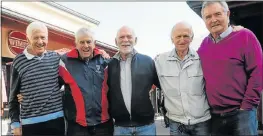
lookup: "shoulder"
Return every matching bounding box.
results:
[233,28,256,38]
[154,51,171,62]
[135,53,153,61]
[12,53,26,66]
[198,36,211,52]
[156,51,170,59]
[201,36,211,44]
[46,51,61,57]
[231,29,260,49]
[60,53,68,62]
[13,53,26,61]
[45,51,61,62]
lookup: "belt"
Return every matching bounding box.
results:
[211,109,239,117]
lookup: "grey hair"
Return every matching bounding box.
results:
[75,27,95,43]
[170,21,194,41]
[201,1,229,18]
[26,21,48,39]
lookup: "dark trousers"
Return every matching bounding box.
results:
[22,117,65,136]
[169,119,211,136]
[67,119,114,136]
[211,108,258,136]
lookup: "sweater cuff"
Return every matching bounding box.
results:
[11,122,20,129]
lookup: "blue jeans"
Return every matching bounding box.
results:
[67,119,114,136]
[211,108,258,136]
[114,123,156,135]
[169,119,211,136]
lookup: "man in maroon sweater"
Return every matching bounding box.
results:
[198,1,263,135]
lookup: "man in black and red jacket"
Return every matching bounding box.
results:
[59,27,113,136]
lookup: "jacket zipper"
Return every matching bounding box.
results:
[130,56,135,122]
[179,65,188,122]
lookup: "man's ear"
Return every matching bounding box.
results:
[135,37,138,45]
[227,10,230,18]
[26,37,31,46]
[115,38,118,46]
[190,34,194,42]
[171,37,174,44]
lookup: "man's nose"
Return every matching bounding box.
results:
[178,39,186,44]
[83,42,91,48]
[122,36,129,42]
[178,38,189,44]
[37,38,43,44]
[211,16,218,23]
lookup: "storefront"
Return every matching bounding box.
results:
[1,2,118,118]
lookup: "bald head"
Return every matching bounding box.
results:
[116,26,136,38]
[171,21,194,41]
[170,21,194,53]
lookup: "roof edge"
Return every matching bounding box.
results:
[2,7,75,38]
[95,40,118,51]
[42,1,100,26]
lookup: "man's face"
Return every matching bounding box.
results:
[115,27,137,55]
[76,35,95,59]
[202,3,230,36]
[27,29,48,56]
[171,25,192,52]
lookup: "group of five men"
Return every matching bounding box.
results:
[9,1,262,136]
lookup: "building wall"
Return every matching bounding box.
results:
[1,16,75,58]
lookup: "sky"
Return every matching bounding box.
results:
[58,2,209,58]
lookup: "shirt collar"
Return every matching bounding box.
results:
[23,47,47,60]
[113,49,137,60]
[169,48,195,59]
[168,47,199,61]
[209,26,233,43]
[66,47,102,59]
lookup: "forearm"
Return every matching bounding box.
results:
[241,63,262,109]
[241,31,263,109]
[8,66,21,128]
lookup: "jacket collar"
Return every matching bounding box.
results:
[66,47,102,59]
[168,48,199,61]
[113,49,137,61]
[209,26,233,43]
[23,46,47,60]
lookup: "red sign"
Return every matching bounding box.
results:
[54,48,72,55]
[8,31,28,55]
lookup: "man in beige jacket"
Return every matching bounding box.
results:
[155,21,211,135]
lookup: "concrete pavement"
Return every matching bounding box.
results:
[2,117,169,135]
[155,116,170,135]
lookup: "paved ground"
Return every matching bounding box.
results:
[6,117,263,135]
[2,119,11,135]
[1,117,169,135]
[155,116,170,135]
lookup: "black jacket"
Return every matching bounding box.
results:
[107,53,160,127]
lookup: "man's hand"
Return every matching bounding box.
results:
[99,49,110,59]
[17,94,23,103]
[240,108,244,110]
[13,127,22,136]
[232,25,244,32]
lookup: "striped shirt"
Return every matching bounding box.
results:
[9,50,63,128]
